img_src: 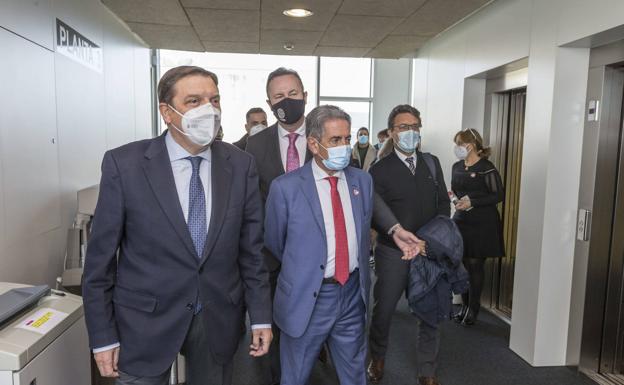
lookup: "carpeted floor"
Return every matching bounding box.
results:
[232,292,595,385]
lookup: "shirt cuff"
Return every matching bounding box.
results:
[387,223,401,236]
[251,324,272,330]
[93,342,120,353]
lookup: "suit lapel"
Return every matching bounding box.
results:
[142,135,197,260]
[200,142,232,264]
[299,163,327,239]
[267,124,285,175]
[344,167,363,251]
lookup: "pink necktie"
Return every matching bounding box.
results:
[286,133,300,172]
[326,176,349,285]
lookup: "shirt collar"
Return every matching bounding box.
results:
[278,121,306,138]
[165,131,211,163]
[394,147,416,163]
[311,158,345,182]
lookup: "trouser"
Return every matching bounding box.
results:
[369,243,441,377]
[462,258,485,314]
[280,270,366,385]
[116,312,233,385]
[256,268,282,385]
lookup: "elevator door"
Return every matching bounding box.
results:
[598,77,624,378]
[482,87,526,318]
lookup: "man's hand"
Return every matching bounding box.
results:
[94,347,120,378]
[392,226,424,260]
[249,327,273,357]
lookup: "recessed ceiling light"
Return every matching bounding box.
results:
[283,43,295,51]
[283,8,313,18]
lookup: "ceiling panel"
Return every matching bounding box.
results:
[337,0,427,18]
[314,46,371,57]
[181,0,260,10]
[260,0,340,31]
[392,0,491,36]
[126,23,204,51]
[188,8,259,42]
[202,41,259,53]
[320,15,402,47]
[366,35,428,58]
[102,0,189,25]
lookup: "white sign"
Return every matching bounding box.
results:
[16,308,69,335]
[55,18,103,73]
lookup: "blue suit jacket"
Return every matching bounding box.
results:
[264,162,373,338]
[83,133,271,376]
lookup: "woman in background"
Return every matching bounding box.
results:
[451,128,505,325]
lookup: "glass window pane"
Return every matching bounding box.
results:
[159,50,318,142]
[320,100,371,143]
[319,57,372,98]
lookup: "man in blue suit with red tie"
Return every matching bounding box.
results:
[264,105,372,385]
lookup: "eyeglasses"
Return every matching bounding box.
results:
[393,123,422,131]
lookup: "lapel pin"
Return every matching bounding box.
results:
[353,187,360,196]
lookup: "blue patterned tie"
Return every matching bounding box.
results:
[187,156,206,258]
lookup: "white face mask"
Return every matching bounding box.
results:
[168,103,221,146]
[249,124,267,136]
[454,145,469,160]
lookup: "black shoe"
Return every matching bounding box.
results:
[453,305,468,323]
[461,308,478,326]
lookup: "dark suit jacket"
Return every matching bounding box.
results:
[233,133,248,150]
[83,133,271,377]
[245,123,312,271]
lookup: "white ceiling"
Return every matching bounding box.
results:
[102,0,493,58]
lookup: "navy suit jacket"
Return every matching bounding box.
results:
[83,133,271,376]
[264,162,373,338]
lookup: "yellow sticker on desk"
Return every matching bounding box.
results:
[16,308,69,335]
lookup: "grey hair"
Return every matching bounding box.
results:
[305,105,351,139]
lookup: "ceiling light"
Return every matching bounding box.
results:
[283,43,295,51]
[283,8,313,18]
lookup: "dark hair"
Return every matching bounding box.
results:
[357,127,369,136]
[377,128,389,138]
[306,105,351,139]
[158,66,219,105]
[245,107,266,122]
[266,67,305,97]
[454,128,492,159]
[387,104,421,130]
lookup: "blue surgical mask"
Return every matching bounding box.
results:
[358,135,369,145]
[396,130,420,153]
[317,141,352,171]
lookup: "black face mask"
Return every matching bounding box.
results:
[271,98,305,125]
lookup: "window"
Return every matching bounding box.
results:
[159,50,318,143]
[318,57,373,142]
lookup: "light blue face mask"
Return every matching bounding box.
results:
[396,130,420,153]
[358,135,369,145]
[317,141,352,171]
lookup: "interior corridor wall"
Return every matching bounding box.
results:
[0,0,152,286]
[412,0,624,366]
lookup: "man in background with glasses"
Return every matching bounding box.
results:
[367,105,451,385]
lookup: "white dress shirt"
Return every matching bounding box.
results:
[394,148,417,171]
[311,160,359,279]
[278,121,307,171]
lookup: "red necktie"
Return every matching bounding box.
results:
[326,176,349,285]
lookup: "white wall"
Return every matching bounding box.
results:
[0,0,152,286]
[412,0,624,366]
[371,58,411,139]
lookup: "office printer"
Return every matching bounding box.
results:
[0,283,90,385]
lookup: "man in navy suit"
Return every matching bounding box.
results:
[83,66,272,385]
[264,105,373,385]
